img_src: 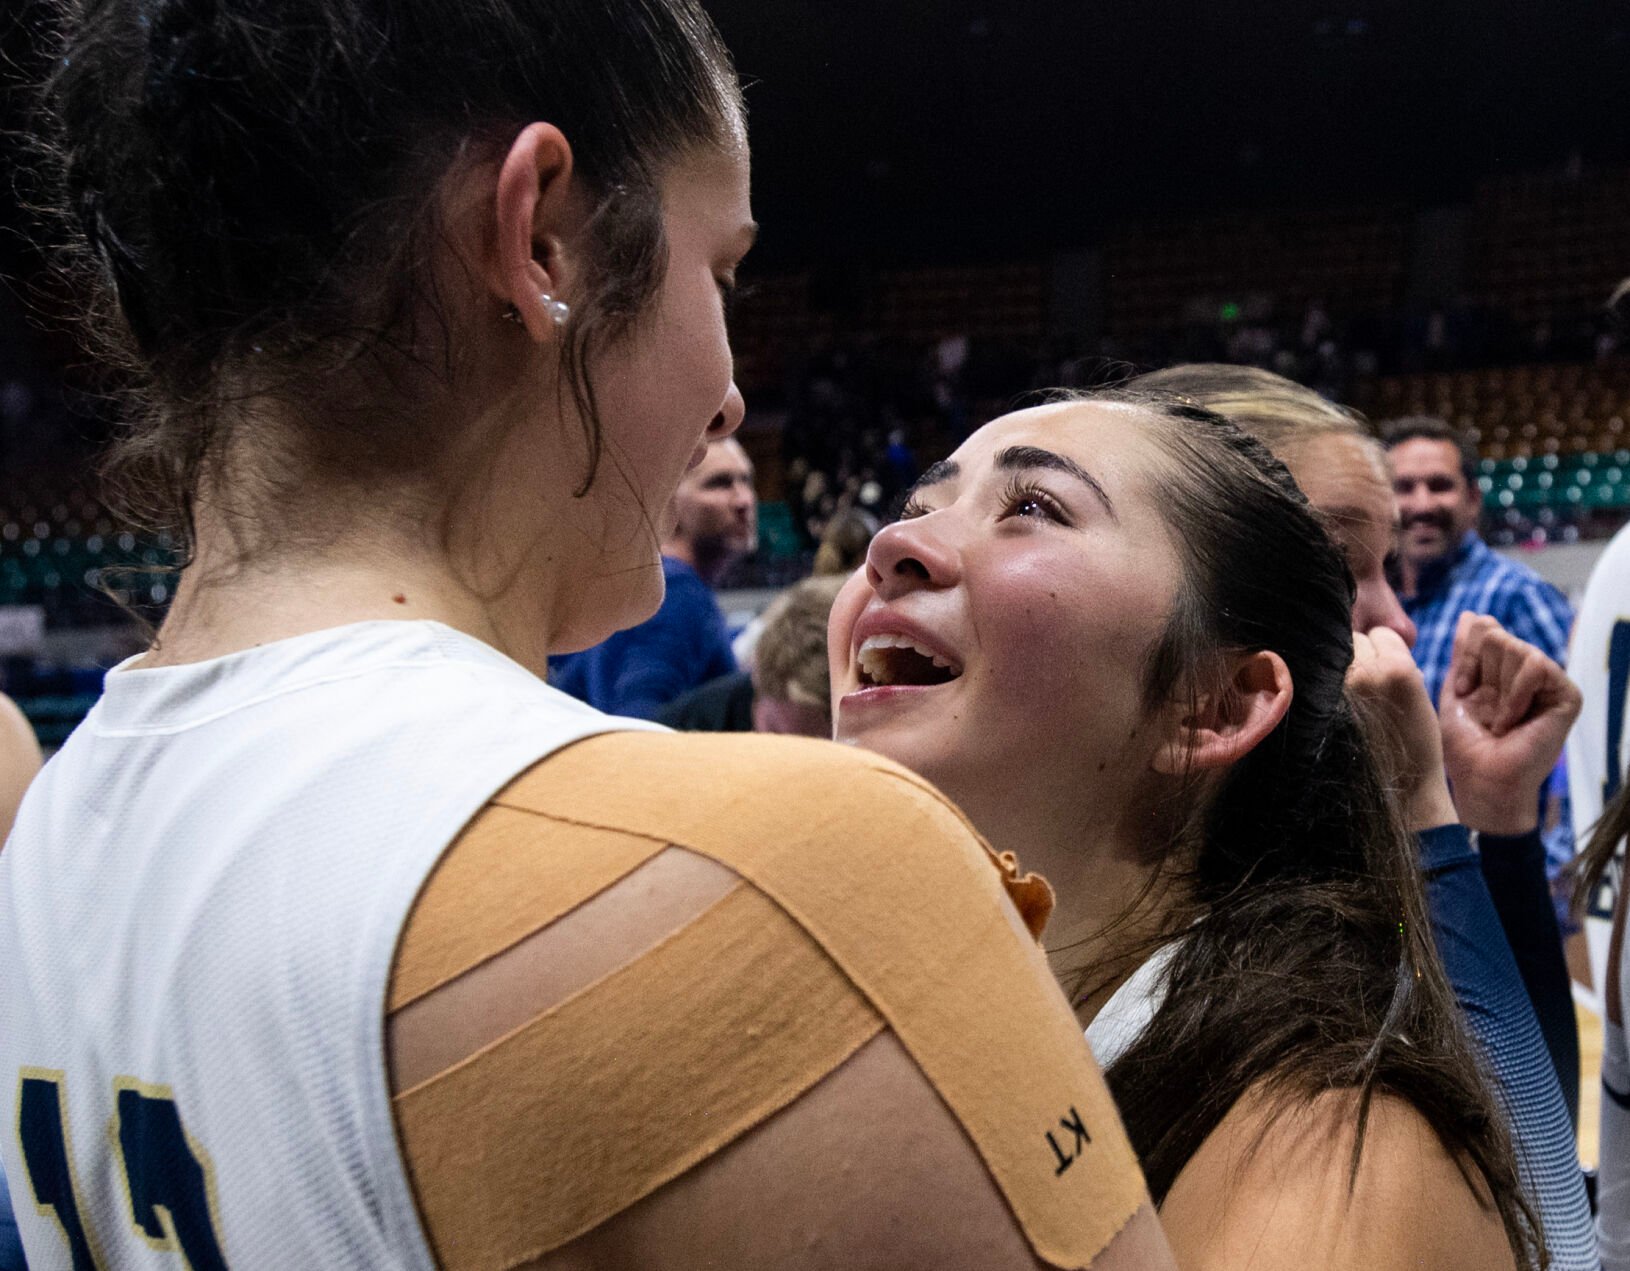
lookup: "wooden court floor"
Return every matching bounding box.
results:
[1580,998,1603,1169]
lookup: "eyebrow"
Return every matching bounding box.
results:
[908,459,961,496]
[995,445,1117,520]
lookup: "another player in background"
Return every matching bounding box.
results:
[1574,783,1630,1271]
[658,573,845,736]
[1569,518,1630,1013]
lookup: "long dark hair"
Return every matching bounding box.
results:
[1059,389,1541,1268]
[1571,782,1629,925]
[28,0,742,557]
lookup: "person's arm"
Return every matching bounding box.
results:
[1159,1088,1515,1271]
[1419,825,1598,1270]
[1439,612,1584,1124]
[1478,826,1580,1120]
[1349,626,1597,1269]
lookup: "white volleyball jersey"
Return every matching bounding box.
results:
[0,620,659,1270]
[1568,522,1630,1016]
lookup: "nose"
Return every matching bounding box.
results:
[864,514,961,600]
[708,381,746,441]
[1353,575,1417,649]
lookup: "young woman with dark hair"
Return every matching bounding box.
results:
[830,388,1541,1269]
[0,3,1174,1268]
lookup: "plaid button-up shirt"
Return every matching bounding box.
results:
[1403,530,1577,900]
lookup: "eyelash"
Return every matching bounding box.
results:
[895,480,1068,525]
[997,477,1069,525]
[716,276,752,316]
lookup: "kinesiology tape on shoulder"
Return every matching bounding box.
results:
[391,732,1146,1269]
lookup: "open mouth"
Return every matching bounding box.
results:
[856,634,962,688]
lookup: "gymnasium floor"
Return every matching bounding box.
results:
[1580,1000,1603,1169]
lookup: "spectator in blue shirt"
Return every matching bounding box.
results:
[1384,418,1573,707]
[551,437,757,718]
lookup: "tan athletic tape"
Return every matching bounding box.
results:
[394,882,885,1268]
[479,731,1146,1269]
[388,806,666,1010]
[393,755,1055,1014]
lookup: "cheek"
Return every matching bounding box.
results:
[971,556,1159,732]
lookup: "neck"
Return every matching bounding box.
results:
[142,499,564,678]
[943,772,1185,1028]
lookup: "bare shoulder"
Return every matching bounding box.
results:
[1160,1086,1515,1271]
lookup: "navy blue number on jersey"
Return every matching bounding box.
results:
[17,1075,98,1270]
[1591,618,1630,922]
[1606,619,1630,804]
[16,1073,229,1268]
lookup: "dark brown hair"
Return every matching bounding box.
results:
[29,0,742,558]
[1571,782,1629,923]
[1054,388,1540,1267]
[1380,415,1481,489]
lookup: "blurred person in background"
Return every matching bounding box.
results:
[812,506,880,578]
[1570,516,1630,1271]
[733,504,876,667]
[660,574,844,736]
[553,436,756,718]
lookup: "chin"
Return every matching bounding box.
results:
[836,715,964,796]
[553,569,666,654]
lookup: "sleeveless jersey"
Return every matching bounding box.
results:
[0,620,658,1270]
[1568,522,1630,1016]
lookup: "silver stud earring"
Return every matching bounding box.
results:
[502,292,571,328]
[540,292,571,327]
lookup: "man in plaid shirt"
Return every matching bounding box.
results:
[1385,417,1574,705]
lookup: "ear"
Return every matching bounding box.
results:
[488,122,579,342]
[1151,649,1294,776]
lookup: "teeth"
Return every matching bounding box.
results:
[856,634,960,686]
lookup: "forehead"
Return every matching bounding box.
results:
[952,401,1161,483]
[661,145,752,235]
[1388,436,1464,478]
[1290,434,1394,524]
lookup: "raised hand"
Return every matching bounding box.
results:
[1438,612,1582,836]
[1347,626,1458,833]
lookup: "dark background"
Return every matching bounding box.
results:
[2,0,1628,278]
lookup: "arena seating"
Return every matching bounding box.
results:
[1469,168,1630,325]
[1101,205,1409,338]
